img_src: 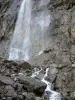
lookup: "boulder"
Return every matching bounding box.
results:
[18,75,46,95]
[45,64,58,83]
[0,74,14,85]
[3,60,32,70]
[35,71,44,80]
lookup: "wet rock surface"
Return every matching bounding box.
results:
[0,58,46,100]
[45,64,58,83]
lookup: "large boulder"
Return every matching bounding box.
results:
[18,75,46,95]
[45,64,58,83]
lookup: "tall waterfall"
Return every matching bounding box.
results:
[9,0,51,61]
[8,0,61,99]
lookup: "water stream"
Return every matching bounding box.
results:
[31,68,61,100]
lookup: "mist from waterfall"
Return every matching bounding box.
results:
[9,0,31,61]
[9,0,51,61]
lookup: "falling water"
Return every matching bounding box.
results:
[9,0,51,61]
[31,68,61,100]
[9,0,32,61]
[8,0,61,99]
[42,68,61,100]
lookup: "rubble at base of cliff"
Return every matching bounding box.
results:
[0,57,47,100]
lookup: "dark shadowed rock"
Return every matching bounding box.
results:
[18,75,46,95]
[3,60,32,69]
[16,61,32,69]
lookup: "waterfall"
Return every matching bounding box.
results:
[31,68,61,100]
[8,0,51,61]
[9,0,31,61]
[8,0,61,99]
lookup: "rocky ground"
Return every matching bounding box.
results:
[1,56,75,100]
[0,57,47,100]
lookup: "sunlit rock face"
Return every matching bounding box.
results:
[9,0,51,61]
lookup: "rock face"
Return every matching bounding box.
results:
[54,64,75,100]
[1,0,75,100]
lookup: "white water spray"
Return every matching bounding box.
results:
[9,0,51,61]
[9,0,31,61]
[42,68,61,100]
[31,68,61,100]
